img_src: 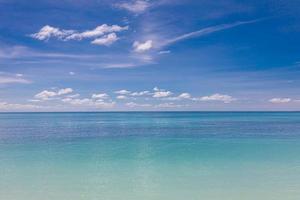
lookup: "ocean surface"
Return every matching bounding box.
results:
[1,112,300,200]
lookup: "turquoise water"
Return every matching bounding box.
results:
[1,112,300,200]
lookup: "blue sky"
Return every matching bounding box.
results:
[0,0,300,111]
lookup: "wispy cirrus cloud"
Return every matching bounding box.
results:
[0,72,31,84]
[115,0,151,14]
[0,45,101,59]
[0,102,41,110]
[131,19,262,53]
[162,19,261,47]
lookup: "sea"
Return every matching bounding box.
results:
[0,112,300,200]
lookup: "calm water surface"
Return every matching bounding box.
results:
[0,112,300,200]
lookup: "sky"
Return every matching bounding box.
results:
[0,0,300,111]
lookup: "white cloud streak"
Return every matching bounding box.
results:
[0,102,41,110]
[199,93,236,103]
[163,19,261,47]
[115,0,151,13]
[269,98,291,104]
[92,93,109,99]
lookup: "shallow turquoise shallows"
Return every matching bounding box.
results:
[1,112,300,200]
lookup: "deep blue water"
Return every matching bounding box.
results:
[1,112,300,141]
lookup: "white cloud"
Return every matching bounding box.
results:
[126,102,152,107]
[58,88,73,95]
[62,97,115,109]
[64,98,92,105]
[91,33,119,46]
[152,87,172,98]
[102,63,137,69]
[67,94,80,98]
[0,45,101,60]
[0,102,41,110]
[117,95,128,100]
[92,93,109,99]
[34,88,73,100]
[164,92,192,101]
[15,73,23,77]
[34,90,57,100]
[115,0,150,13]
[65,24,128,41]
[155,102,185,108]
[0,76,31,84]
[153,91,172,98]
[30,24,128,44]
[158,50,171,54]
[30,25,75,41]
[94,101,116,108]
[115,90,131,95]
[133,40,153,52]
[199,93,236,103]
[178,93,191,99]
[131,91,150,96]
[163,19,261,47]
[153,87,160,91]
[165,93,192,100]
[269,98,291,104]
[69,71,75,75]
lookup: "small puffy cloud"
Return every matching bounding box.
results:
[117,95,128,100]
[152,87,172,98]
[153,87,160,91]
[133,40,153,52]
[269,98,291,104]
[15,73,23,77]
[178,93,191,99]
[153,91,172,98]
[126,102,152,108]
[34,90,57,100]
[115,89,131,95]
[131,91,150,96]
[58,88,73,95]
[115,0,150,13]
[92,93,109,99]
[35,88,73,100]
[69,72,75,75]
[91,33,119,46]
[199,93,236,103]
